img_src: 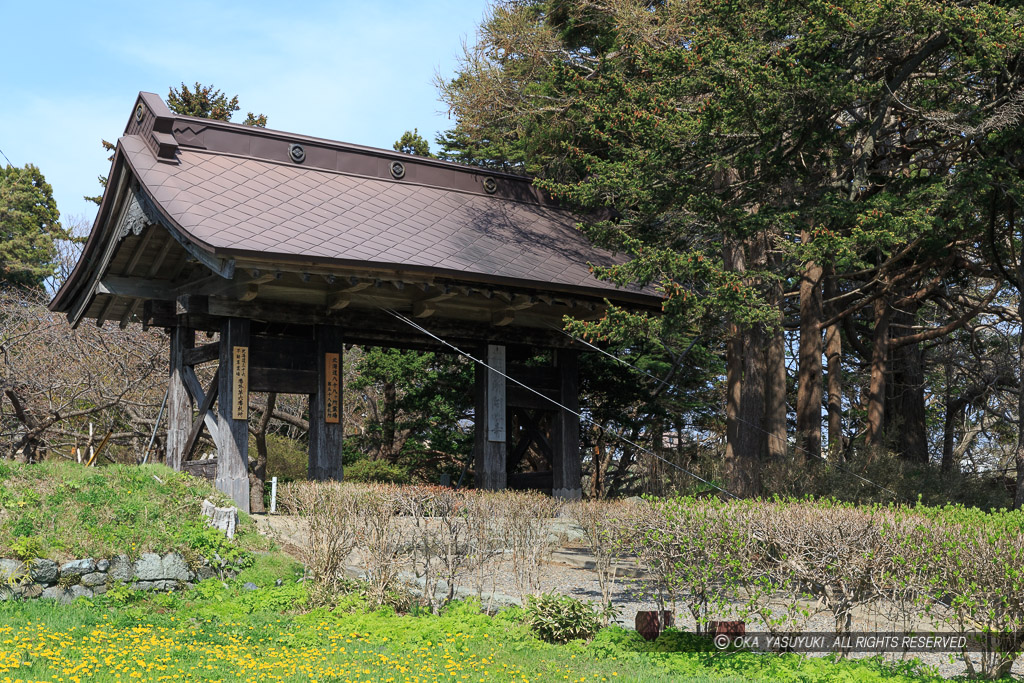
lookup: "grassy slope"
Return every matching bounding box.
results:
[0,460,269,561]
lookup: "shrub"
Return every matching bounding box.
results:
[402,486,470,612]
[280,482,358,601]
[524,593,601,643]
[496,490,560,601]
[566,499,629,624]
[10,535,42,561]
[351,484,406,607]
[175,522,253,570]
[345,460,411,485]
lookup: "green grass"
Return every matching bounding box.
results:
[0,460,270,561]
[0,573,962,683]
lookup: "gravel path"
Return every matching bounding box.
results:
[254,513,1021,679]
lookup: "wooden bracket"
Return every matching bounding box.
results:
[182,368,220,462]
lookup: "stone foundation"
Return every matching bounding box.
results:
[0,552,237,604]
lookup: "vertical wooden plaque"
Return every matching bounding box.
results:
[232,346,249,420]
[324,352,340,423]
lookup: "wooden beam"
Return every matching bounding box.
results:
[147,233,174,277]
[309,325,344,481]
[182,366,220,440]
[181,367,219,465]
[96,296,117,327]
[326,278,373,310]
[118,301,139,329]
[166,327,194,470]
[553,349,581,500]
[204,297,579,348]
[120,233,175,329]
[249,367,317,394]
[215,318,251,512]
[98,277,176,300]
[183,341,220,366]
[123,227,156,274]
[474,345,507,491]
[491,310,515,327]
[412,300,437,318]
[327,292,352,310]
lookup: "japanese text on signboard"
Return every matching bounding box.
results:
[325,352,340,423]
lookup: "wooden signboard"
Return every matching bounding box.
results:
[324,352,340,423]
[232,346,249,420]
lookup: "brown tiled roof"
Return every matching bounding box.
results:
[122,135,650,301]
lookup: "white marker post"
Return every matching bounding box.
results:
[270,476,278,514]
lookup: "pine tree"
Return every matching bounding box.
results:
[0,164,67,288]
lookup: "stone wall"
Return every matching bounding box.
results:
[0,552,237,604]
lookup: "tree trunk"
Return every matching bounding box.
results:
[942,396,964,475]
[1015,294,1024,509]
[723,241,745,489]
[765,254,788,462]
[796,230,823,461]
[733,322,765,496]
[865,297,891,455]
[890,338,929,464]
[248,392,277,515]
[728,236,766,497]
[823,272,844,459]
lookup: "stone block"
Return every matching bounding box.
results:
[80,572,107,587]
[133,553,163,581]
[0,559,26,582]
[108,555,134,582]
[29,559,58,583]
[59,558,96,578]
[96,559,110,572]
[15,583,43,599]
[161,553,190,581]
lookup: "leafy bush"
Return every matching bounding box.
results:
[10,536,43,561]
[344,459,410,484]
[175,522,253,569]
[524,593,601,644]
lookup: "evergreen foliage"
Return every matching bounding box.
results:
[0,164,66,288]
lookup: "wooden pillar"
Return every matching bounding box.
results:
[474,344,506,490]
[308,324,344,481]
[553,349,581,499]
[215,317,251,512]
[166,327,194,470]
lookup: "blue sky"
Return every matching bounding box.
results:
[0,0,490,231]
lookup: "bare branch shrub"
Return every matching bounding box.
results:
[401,485,471,612]
[351,484,406,607]
[627,497,745,631]
[498,490,560,601]
[280,481,357,599]
[566,498,630,623]
[754,500,897,641]
[463,489,504,607]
